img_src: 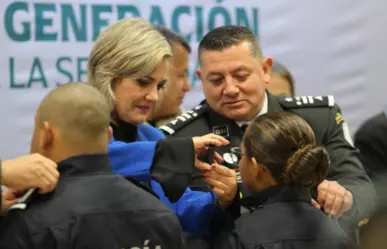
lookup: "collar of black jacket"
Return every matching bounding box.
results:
[267,91,285,112]
[57,154,112,178]
[241,184,312,210]
[110,110,138,143]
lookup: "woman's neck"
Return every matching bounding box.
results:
[110,117,138,143]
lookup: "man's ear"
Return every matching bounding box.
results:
[262,57,273,84]
[40,121,54,150]
[196,68,203,82]
[108,126,113,141]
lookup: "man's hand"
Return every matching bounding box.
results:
[2,154,59,194]
[202,164,238,208]
[1,188,19,213]
[193,133,229,171]
[317,180,353,217]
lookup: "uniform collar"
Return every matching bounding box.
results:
[241,184,312,209]
[267,91,285,112]
[236,92,269,127]
[110,110,139,143]
[57,154,112,178]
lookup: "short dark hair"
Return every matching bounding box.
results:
[272,60,295,96]
[243,112,330,188]
[198,25,261,61]
[154,25,191,53]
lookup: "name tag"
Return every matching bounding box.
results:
[213,125,229,137]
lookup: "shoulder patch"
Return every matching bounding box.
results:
[335,112,344,124]
[278,95,335,108]
[358,217,369,227]
[159,104,208,135]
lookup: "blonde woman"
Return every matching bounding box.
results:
[88,18,238,236]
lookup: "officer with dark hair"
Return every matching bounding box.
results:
[153,25,191,53]
[268,60,295,97]
[147,25,192,127]
[159,25,376,231]
[212,112,351,249]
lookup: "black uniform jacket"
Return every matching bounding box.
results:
[212,185,351,249]
[159,92,376,226]
[355,111,387,207]
[0,154,184,249]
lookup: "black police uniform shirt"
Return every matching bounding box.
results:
[159,91,376,227]
[0,154,184,249]
[355,111,387,207]
[212,184,352,249]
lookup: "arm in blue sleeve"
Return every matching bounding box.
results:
[151,180,217,235]
[108,140,157,181]
[109,123,195,203]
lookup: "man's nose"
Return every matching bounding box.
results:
[182,78,191,92]
[223,78,239,96]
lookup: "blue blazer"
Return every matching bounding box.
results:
[108,124,217,235]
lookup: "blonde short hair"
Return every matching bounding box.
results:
[88,18,172,111]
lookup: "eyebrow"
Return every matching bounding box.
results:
[140,76,168,85]
[207,66,251,77]
[232,66,251,73]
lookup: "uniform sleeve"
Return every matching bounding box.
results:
[0,213,35,249]
[108,137,195,203]
[108,140,157,181]
[151,180,217,235]
[354,114,387,206]
[325,105,376,220]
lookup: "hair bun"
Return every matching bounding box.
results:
[283,144,330,188]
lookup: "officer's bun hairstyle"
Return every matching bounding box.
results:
[284,144,329,188]
[243,112,330,188]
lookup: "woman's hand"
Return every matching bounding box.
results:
[192,133,229,170]
[192,133,229,153]
[201,164,238,208]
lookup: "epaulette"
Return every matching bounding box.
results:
[159,104,208,135]
[277,95,335,108]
